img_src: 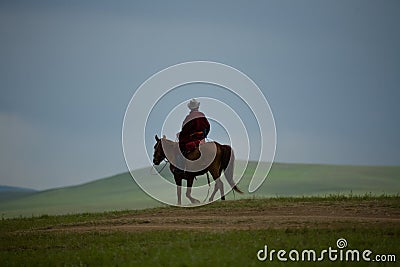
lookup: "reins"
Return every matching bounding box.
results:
[151,159,169,175]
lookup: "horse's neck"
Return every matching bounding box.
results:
[161,139,178,163]
[162,139,178,152]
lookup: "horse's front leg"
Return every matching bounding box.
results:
[174,175,182,206]
[186,177,200,204]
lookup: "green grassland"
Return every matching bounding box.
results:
[0,162,399,218]
[1,163,397,266]
[0,197,399,267]
[3,228,398,267]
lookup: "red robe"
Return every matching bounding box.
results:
[178,111,210,152]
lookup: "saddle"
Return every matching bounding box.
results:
[184,140,202,151]
[183,131,205,152]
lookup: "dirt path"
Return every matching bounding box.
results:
[37,199,400,232]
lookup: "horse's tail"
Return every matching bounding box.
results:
[221,145,243,194]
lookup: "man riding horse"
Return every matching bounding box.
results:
[174,99,210,173]
[153,99,242,205]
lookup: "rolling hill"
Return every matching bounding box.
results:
[0,186,37,202]
[0,162,399,218]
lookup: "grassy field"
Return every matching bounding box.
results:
[1,196,399,266]
[1,162,399,218]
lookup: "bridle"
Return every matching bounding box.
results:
[152,141,169,174]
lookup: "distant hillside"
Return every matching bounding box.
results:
[0,185,36,192]
[0,185,37,202]
[255,162,400,197]
[0,172,161,219]
[0,162,399,218]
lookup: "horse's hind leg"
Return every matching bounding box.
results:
[186,177,200,204]
[209,182,219,202]
[218,178,225,200]
[209,178,224,202]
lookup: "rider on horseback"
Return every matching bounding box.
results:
[154,99,242,204]
[174,99,210,173]
[179,99,210,152]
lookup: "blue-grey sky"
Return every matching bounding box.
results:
[1,1,399,189]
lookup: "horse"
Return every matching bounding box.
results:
[153,135,243,205]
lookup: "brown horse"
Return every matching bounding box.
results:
[153,135,242,205]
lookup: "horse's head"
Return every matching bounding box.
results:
[153,135,165,165]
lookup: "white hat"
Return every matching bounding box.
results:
[187,99,200,110]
